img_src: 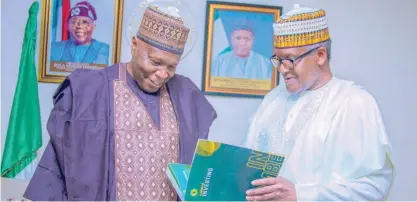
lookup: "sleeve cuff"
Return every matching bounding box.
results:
[295,183,319,201]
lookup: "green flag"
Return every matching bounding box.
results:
[212,10,231,56]
[1,1,42,178]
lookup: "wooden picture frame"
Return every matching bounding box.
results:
[202,1,282,98]
[38,0,124,83]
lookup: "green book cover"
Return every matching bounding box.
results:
[184,139,285,201]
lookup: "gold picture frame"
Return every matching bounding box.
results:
[202,1,282,98]
[38,0,124,83]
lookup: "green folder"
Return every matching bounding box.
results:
[166,139,285,201]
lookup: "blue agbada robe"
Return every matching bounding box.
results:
[23,64,217,201]
[50,38,110,64]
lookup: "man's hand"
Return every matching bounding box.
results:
[246,177,297,201]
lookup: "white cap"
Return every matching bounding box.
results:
[272,4,330,48]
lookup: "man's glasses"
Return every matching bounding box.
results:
[69,19,93,28]
[270,46,320,70]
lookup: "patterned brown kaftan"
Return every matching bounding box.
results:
[114,64,179,201]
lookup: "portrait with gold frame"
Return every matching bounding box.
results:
[38,0,124,83]
[202,1,282,98]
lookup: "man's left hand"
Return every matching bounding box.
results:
[246,177,297,201]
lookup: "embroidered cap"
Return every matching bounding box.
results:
[273,4,330,48]
[69,1,97,21]
[136,6,190,56]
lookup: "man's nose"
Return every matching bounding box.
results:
[155,70,168,79]
[278,63,291,74]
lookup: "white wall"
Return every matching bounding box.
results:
[2,0,417,200]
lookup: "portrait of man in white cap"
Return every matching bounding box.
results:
[50,1,110,65]
[211,18,272,80]
[245,4,394,201]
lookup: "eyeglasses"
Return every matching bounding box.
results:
[69,18,93,28]
[270,46,320,70]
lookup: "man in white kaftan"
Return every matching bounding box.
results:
[244,4,394,201]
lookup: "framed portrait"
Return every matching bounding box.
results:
[202,1,282,98]
[38,0,124,83]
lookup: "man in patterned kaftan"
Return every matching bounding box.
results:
[24,6,217,201]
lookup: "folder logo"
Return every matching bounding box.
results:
[190,188,198,196]
[195,140,222,157]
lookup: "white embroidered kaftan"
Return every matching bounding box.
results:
[245,77,394,201]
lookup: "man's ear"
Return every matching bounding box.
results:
[316,46,327,66]
[131,37,137,55]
